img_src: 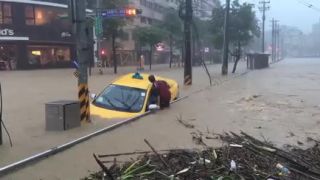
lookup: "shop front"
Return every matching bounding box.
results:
[0,0,81,70]
[0,40,75,70]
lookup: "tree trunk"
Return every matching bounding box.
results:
[149,44,152,70]
[112,32,117,74]
[169,34,173,68]
[232,41,241,73]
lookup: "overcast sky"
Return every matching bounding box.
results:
[240,0,320,33]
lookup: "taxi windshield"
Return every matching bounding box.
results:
[93,85,147,113]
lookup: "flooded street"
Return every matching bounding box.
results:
[1,58,320,179]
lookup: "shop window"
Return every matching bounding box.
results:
[25,5,35,25]
[25,5,68,26]
[27,45,71,67]
[0,3,13,24]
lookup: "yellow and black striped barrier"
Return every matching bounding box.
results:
[184,75,192,85]
[78,83,90,123]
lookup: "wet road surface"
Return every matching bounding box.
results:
[1,58,320,179]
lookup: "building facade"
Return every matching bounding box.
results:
[193,0,217,20]
[97,0,180,66]
[0,0,78,70]
[117,0,179,51]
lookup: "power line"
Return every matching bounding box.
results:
[297,0,320,12]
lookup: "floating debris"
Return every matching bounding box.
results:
[84,132,320,180]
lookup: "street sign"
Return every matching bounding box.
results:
[101,8,142,18]
[95,16,103,37]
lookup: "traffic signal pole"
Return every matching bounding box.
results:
[96,0,102,73]
[184,0,193,85]
[70,0,91,122]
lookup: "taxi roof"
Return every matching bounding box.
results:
[112,73,152,90]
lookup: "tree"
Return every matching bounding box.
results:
[103,0,129,74]
[158,9,183,68]
[192,17,213,66]
[133,26,166,70]
[210,0,260,73]
[210,1,225,50]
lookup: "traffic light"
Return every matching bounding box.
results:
[125,8,142,16]
[125,9,136,16]
[101,49,106,56]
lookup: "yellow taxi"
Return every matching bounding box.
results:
[90,72,179,119]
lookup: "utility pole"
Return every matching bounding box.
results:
[70,0,91,122]
[222,0,230,75]
[271,18,274,62]
[259,0,270,53]
[275,21,278,61]
[184,0,193,85]
[271,18,277,62]
[281,29,284,60]
[276,22,280,61]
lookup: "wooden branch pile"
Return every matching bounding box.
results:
[83,132,320,180]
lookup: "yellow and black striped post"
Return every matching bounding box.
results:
[78,83,90,122]
[184,75,192,86]
[70,0,91,123]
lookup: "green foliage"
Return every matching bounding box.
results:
[210,3,226,49]
[155,9,184,50]
[133,26,167,48]
[193,17,213,46]
[210,0,260,49]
